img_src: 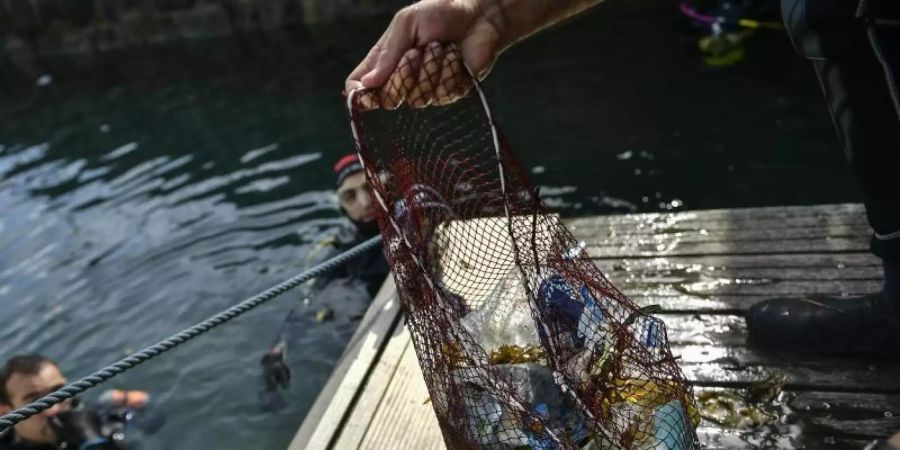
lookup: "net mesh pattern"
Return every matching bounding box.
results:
[346,43,699,450]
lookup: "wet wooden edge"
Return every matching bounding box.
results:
[288,277,401,450]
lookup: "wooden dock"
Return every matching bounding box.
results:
[289,203,900,449]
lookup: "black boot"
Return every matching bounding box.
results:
[745,261,900,357]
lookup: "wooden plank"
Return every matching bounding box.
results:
[569,212,869,236]
[288,277,401,450]
[566,203,866,232]
[624,294,770,312]
[789,391,900,438]
[359,333,445,450]
[655,314,900,392]
[567,203,863,222]
[567,203,872,257]
[695,389,900,446]
[594,252,881,270]
[594,253,881,279]
[333,317,413,449]
[659,313,748,346]
[588,253,882,311]
[586,236,868,258]
[660,313,875,349]
[677,345,900,393]
[578,223,870,246]
[635,294,889,312]
[624,279,881,299]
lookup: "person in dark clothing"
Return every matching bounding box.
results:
[258,154,389,411]
[743,0,900,357]
[0,355,70,450]
[0,355,160,450]
[312,153,390,297]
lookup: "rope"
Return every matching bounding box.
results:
[0,235,383,435]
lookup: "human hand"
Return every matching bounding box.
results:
[344,0,509,109]
[98,389,150,410]
[260,350,291,392]
[49,409,112,449]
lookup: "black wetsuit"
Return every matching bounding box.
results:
[781,0,900,261]
[0,432,56,450]
[310,221,389,298]
[0,405,138,450]
[258,220,388,410]
[271,220,388,349]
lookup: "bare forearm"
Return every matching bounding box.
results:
[487,0,605,49]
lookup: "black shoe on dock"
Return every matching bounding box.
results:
[747,261,900,357]
[746,291,900,357]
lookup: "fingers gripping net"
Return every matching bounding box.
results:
[347,44,699,450]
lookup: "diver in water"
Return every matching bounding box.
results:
[343,0,900,445]
[307,153,389,298]
[0,355,162,450]
[258,154,389,411]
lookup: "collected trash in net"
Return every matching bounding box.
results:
[345,43,700,450]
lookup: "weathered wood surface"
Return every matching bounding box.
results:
[574,203,870,257]
[293,203,900,449]
[287,277,401,450]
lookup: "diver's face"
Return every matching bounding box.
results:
[338,171,375,224]
[3,363,70,445]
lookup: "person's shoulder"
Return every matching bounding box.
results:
[333,221,363,247]
[305,238,336,266]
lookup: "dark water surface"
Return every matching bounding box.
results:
[0,1,860,449]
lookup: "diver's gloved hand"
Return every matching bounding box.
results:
[259,349,291,412]
[260,350,291,392]
[50,409,119,449]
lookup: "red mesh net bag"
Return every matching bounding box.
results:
[346,43,700,450]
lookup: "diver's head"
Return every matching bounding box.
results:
[335,154,375,226]
[0,355,70,446]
